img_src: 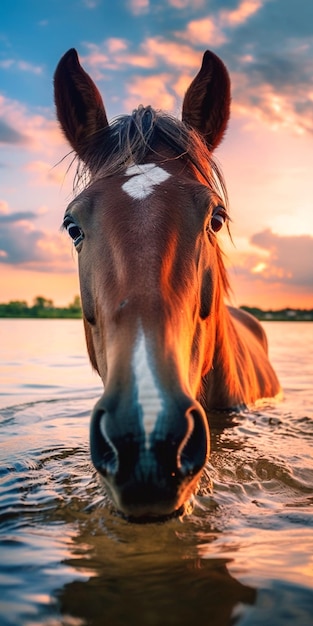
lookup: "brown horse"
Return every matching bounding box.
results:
[54,49,281,520]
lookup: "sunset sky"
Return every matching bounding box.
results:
[0,0,312,309]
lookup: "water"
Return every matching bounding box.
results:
[0,319,312,626]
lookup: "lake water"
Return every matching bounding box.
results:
[0,319,312,626]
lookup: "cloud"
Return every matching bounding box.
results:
[215,1,313,134]
[80,1,313,136]
[0,205,73,272]
[175,0,264,47]
[0,200,10,214]
[0,118,29,145]
[0,95,66,156]
[124,74,177,111]
[106,38,128,54]
[0,58,43,74]
[83,37,201,76]
[229,47,313,133]
[127,0,149,15]
[24,160,66,186]
[0,211,37,223]
[168,0,206,7]
[83,39,154,76]
[176,18,227,47]
[236,229,313,288]
[220,0,262,26]
[84,41,199,111]
[77,1,311,134]
[141,37,201,69]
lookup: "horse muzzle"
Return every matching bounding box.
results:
[89,392,210,520]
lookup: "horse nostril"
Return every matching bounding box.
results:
[90,407,119,476]
[178,407,209,477]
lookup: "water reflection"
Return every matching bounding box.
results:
[56,517,256,626]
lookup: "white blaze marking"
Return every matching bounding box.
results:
[132,327,163,449]
[122,163,171,200]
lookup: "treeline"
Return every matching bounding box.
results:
[0,296,82,318]
[0,298,312,320]
[241,306,313,322]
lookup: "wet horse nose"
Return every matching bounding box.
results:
[90,394,209,519]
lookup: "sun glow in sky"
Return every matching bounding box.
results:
[0,0,312,308]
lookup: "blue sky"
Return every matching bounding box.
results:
[0,0,313,307]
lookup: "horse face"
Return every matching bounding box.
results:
[65,164,227,518]
[55,48,231,519]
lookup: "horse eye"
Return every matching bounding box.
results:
[210,206,227,233]
[63,217,84,246]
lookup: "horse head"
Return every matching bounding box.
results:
[54,49,234,520]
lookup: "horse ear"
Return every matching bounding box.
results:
[182,50,231,151]
[54,48,108,163]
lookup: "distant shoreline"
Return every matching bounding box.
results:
[0,298,312,321]
[0,296,82,319]
[240,306,313,322]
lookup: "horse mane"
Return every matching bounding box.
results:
[73,105,231,295]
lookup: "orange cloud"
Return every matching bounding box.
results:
[84,37,201,74]
[168,0,205,7]
[172,73,194,98]
[0,200,10,215]
[106,38,128,54]
[24,160,66,186]
[124,74,176,111]
[176,17,227,47]
[142,38,201,69]
[176,0,263,47]
[230,74,312,135]
[220,0,262,26]
[83,41,154,76]
[250,229,313,287]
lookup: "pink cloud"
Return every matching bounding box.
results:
[127,0,149,15]
[83,43,155,77]
[230,73,313,135]
[106,38,128,54]
[24,160,66,186]
[124,74,176,111]
[176,1,263,47]
[0,205,74,272]
[0,200,10,215]
[250,229,313,287]
[142,38,201,69]
[83,37,200,74]
[176,17,227,47]
[172,73,194,99]
[0,95,67,155]
[168,0,205,7]
[227,229,313,293]
[220,0,263,26]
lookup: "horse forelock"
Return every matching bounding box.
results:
[73,106,228,204]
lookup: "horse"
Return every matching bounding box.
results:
[54,48,281,521]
